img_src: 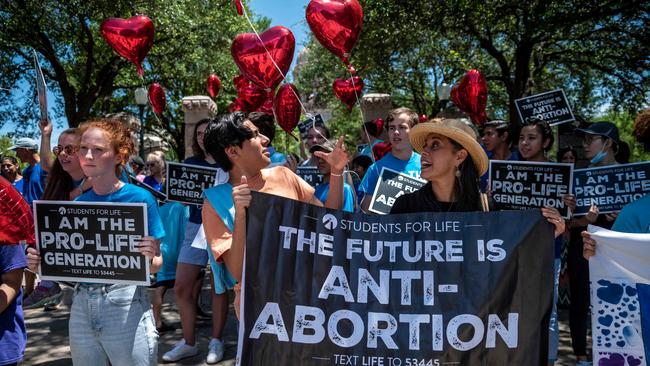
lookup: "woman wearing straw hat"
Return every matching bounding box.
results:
[390,118,566,238]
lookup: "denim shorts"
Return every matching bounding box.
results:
[176,222,208,266]
[69,284,158,366]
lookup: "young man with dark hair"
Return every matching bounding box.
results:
[248,112,287,167]
[200,112,347,318]
[358,107,421,212]
[481,119,517,161]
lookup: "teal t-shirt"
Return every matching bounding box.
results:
[612,194,650,233]
[359,152,421,196]
[75,183,165,240]
[314,181,355,213]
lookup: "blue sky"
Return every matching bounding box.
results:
[2,0,311,145]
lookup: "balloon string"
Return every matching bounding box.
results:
[348,69,376,162]
[240,4,332,145]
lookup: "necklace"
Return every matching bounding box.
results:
[94,181,123,196]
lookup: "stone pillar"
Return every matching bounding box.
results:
[181,96,217,158]
[360,93,392,123]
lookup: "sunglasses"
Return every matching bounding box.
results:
[53,145,78,156]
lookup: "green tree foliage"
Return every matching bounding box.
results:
[0,0,266,157]
[295,0,649,128]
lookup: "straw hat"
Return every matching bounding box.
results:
[409,118,489,176]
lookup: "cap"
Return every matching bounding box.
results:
[483,119,509,130]
[576,121,620,143]
[309,140,336,154]
[9,137,38,151]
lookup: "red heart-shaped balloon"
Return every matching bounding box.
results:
[450,69,488,126]
[234,0,243,15]
[148,83,166,117]
[306,0,363,64]
[236,79,266,112]
[100,15,155,77]
[0,177,35,246]
[257,94,274,115]
[233,75,248,90]
[206,74,221,99]
[229,98,245,112]
[231,26,295,90]
[419,114,428,123]
[274,84,302,133]
[333,76,363,110]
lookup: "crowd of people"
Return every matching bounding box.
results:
[1,106,649,366]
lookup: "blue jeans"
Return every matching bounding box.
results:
[548,258,561,363]
[69,284,158,366]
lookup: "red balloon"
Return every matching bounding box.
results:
[274,84,302,133]
[231,26,295,90]
[332,76,363,110]
[229,98,245,112]
[0,177,35,246]
[100,15,154,77]
[234,0,243,15]
[148,83,166,117]
[257,94,274,115]
[236,79,266,112]
[306,0,363,65]
[233,74,248,90]
[419,114,428,123]
[206,74,221,99]
[450,69,488,126]
[372,141,392,161]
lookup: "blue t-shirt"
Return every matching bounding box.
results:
[184,156,221,224]
[315,181,355,213]
[157,202,189,281]
[12,178,24,195]
[22,163,47,206]
[360,139,384,158]
[612,194,650,233]
[0,245,27,365]
[75,183,165,240]
[359,152,421,196]
[267,146,287,167]
[480,150,520,192]
[143,175,164,193]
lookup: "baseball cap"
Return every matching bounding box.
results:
[10,137,39,151]
[309,140,336,154]
[576,121,620,143]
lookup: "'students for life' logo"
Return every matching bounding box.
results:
[322,213,337,230]
[58,207,66,215]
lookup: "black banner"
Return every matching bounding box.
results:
[33,201,150,285]
[489,160,573,218]
[237,192,554,365]
[573,161,650,215]
[514,89,575,126]
[297,165,324,187]
[369,167,426,214]
[166,161,220,205]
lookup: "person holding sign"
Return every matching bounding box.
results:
[27,118,164,366]
[165,118,230,364]
[201,112,348,319]
[566,121,621,364]
[359,107,421,212]
[389,117,489,213]
[517,117,570,365]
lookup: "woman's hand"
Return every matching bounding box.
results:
[585,204,599,224]
[232,176,252,216]
[605,211,619,222]
[541,207,566,238]
[39,118,52,137]
[313,136,348,174]
[563,194,576,214]
[136,236,160,260]
[581,231,596,259]
[26,247,41,273]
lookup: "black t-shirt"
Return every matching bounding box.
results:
[390,182,460,214]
